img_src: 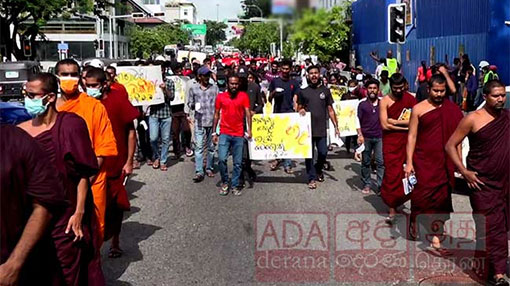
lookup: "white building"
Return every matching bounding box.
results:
[317,0,349,9]
[164,0,197,24]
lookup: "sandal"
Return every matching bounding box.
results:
[308,180,317,190]
[219,184,229,196]
[152,159,160,169]
[147,160,153,166]
[362,187,371,194]
[193,173,204,182]
[425,245,453,257]
[108,247,123,258]
[206,169,214,177]
[160,164,168,171]
[284,167,294,174]
[133,160,141,169]
[385,215,396,225]
[270,160,279,171]
[317,173,324,182]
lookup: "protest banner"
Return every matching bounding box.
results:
[116,66,165,106]
[330,85,348,102]
[168,75,190,106]
[249,112,312,160]
[330,99,360,137]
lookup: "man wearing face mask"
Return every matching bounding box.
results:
[18,73,105,285]
[84,68,140,259]
[379,73,417,224]
[404,74,463,254]
[212,75,252,196]
[357,78,384,195]
[55,59,118,244]
[297,65,339,190]
[188,66,219,182]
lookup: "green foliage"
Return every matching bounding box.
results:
[204,20,227,46]
[128,24,190,58]
[289,5,350,61]
[232,22,279,55]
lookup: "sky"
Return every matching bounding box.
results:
[190,0,243,22]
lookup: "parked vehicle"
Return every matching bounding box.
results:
[0,61,41,101]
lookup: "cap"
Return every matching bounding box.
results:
[356,65,363,71]
[197,66,212,75]
[356,74,364,81]
[479,60,489,69]
[89,59,104,69]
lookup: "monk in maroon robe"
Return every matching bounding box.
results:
[18,73,104,285]
[446,80,509,285]
[405,75,463,249]
[0,124,66,286]
[380,73,417,221]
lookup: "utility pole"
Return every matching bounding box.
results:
[216,4,219,21]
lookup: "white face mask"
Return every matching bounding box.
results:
[348,87,356,92]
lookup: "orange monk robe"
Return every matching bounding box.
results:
[58,92,117,242]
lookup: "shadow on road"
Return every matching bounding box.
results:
[102,221,162,285]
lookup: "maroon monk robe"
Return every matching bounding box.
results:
[0,124,66,285]
[34,112,105,286]
[101,87,139,241]
[411,99,463,223]
[467,109,509,278]
[381,92,417,208]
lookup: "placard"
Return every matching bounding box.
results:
[249,112,312,160]
[330,100,360,137]
[116,66,165,106]
[330,85,347,102]
[168,75,190,106]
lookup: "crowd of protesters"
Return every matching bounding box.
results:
[0,50,508,286]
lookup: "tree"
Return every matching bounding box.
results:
[204,20,227,46]
[128,24,190,59]
[240,0,271,19]
[0,0,108,60]
[289,5,350,61]
[232,22,279,55]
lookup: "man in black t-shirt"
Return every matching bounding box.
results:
[268,59,300,173]
[297,65,340,190]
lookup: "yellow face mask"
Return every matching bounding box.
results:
[58,76,79,95]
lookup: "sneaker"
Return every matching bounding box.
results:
[193,173,204,182]
[219,184,229,196]
[232,186,243,196]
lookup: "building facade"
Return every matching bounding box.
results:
[164,0,197,24]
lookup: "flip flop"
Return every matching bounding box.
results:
[152,160,160,169]
[284,167,294,174]
[206,169,215,177]
[270,161,279,171]
[160,164,168,171]
[108,247,123,258]
[425,246,453,257]
[308,180,317,190]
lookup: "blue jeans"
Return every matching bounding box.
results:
[218,134,244,188]
[149,116,172,165]
[305,136,328,182]
[361,137,385,189]
[194,124,215,175]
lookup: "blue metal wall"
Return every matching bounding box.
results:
[416,0,489,38]
[352,0,510,89]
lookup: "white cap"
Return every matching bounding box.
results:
[356,74,364,81]
[89,59,104,69]
[155,55,165,61]
[479,60,489,69]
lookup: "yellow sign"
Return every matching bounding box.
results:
[330,100,360,137]
[330,85,347,102]
[116,66,165,106]
[249,113,312,160]
[168,76,189,106]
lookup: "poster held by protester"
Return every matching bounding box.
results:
[330,99,360,137]
[168,76,190,106]
[249,112,312,160]
[116,66,165,106]
[330,85,348,102]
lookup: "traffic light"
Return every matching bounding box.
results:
[388,3,406,44]
[93,39,99,50]
[23,39,32,57]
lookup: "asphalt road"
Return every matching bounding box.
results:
[101,148,483,286]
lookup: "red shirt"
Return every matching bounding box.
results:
[215,91,250,137]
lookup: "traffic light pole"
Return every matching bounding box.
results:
[397,43,402,66]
